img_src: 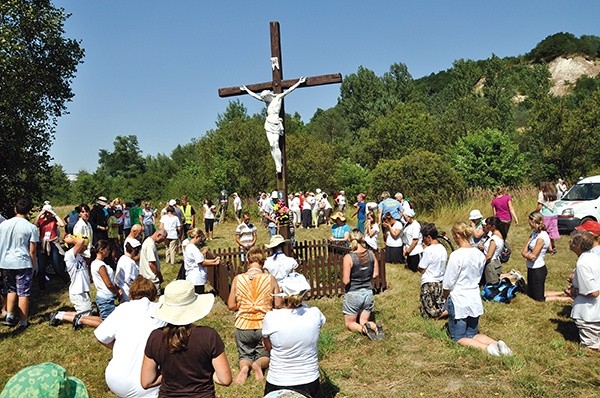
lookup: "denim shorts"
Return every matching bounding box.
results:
[447,297,479,342]
[70,292,92,313]
[2,268,33,297]
[95,295,116,320]
[343,288,374,316]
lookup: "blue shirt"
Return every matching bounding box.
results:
[357,202,366,220]
[0,217,39,270]
[331,224,351,239]
[378,198,403,220]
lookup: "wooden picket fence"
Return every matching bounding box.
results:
[205,239,387,303]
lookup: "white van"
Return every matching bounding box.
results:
[556,175,600,232]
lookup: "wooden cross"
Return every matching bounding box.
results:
[219,21,341,242]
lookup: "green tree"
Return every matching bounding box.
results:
[0,0,84,214]
[371,151,464,211]
[527,32,579,62]
[451,128,528,188]
[339,66,387,131]
[40,164,71,205]
[98,135,146,179]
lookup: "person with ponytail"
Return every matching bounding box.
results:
[141,280,232,397]
[480,217,505,285]
[341,229,382,340]
[443,222,513,356]
[90,240,122,319]
[521,211,551,301]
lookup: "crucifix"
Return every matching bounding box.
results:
[219,21,342,243]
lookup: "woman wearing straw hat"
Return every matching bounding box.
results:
[329,212,351,245]
[262,273,326,397]
[264,235,298,287]
[141,280,232,396]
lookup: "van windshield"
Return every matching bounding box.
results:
[562,183,600,201]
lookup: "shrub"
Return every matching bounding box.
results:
[371,151,465,211]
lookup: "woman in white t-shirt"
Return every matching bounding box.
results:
[203,199,216,240]
[159,205,181,264]
[95,276,166,398]
[402,208,423,272]
[481,217,505,285]
[115,239,142,302]
[443,222,512,356]
[91,240,122,320]
[568,231,600,350]
[184,228,220,294]
[364,211,380,251]
[521,212,551,302]
[262,273,326,397]
[418,223,448,318]
[382,213,403,263]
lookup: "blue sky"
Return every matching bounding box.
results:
[51,0,600,174]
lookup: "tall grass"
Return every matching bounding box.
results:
[2,189,599,397]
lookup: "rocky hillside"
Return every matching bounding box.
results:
[549,55,600,96]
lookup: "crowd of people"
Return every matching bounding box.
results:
[0,176,598,397]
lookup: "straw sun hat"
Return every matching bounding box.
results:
[153,280,215,326]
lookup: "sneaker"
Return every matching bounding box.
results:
[497,340,513,356]
[72,310,91,331]
[17,322,30,330]
[2,316,18,327]
[48,311,60,327]
[487,343,501,357]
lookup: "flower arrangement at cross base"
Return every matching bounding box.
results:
[272,199,291,225]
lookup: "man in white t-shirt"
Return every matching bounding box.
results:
[402,208,423,272]
[418,223,448,318]
[235,212,257,262]
[232,193,243,224]
[139,228,167,292]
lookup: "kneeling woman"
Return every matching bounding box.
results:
[262,273,326,398]
[141,280,232,397]
[184,228,220,294]
[342,229,382,340]
[443,222,513,356]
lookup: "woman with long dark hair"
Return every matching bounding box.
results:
[481,217,504,285]
[141,280,232,397]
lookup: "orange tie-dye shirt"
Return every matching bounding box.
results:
[234,272,273,330]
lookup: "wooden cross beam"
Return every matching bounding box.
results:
[218,21,341,244]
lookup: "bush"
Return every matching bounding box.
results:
[451,128,529,189]
[371,151,465,211]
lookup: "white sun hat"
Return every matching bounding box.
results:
[153,280,215,326]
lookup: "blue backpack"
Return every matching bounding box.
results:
[482,277,521,303]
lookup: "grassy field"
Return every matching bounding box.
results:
[1,190,599,397]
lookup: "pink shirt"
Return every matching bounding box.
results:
[491,195,512,221]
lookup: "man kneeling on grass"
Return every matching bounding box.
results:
[48,235,102,329]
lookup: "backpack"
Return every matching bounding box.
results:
[499,241,512,263]
[481,277,521,303]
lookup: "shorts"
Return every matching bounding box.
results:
[95,295,116,320]
[235,328,269,362]
[447,297,479,342]
[204,219,214,233]
[2,268,33,297]
[70,292,93,313]
[343,288,374,316]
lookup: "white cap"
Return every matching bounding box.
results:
[469,209,483,220]
[404,208,415,218]
[274,273,311,298]
[168,199,176,206]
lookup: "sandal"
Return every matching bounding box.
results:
[362,323,377,341]
[375,322,385,341]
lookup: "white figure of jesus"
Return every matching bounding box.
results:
[240,77,306,173]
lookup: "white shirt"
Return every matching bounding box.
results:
[291,197,301,211]
[65,248,90,295]
[94,298,166,398]
[233,196,242,211]
[526,230,550,269]
[264,253,299,285]
[184,243,207,286]
[262,305,326,386]
[73,218,93,258]
[203,204,215,220]
[160,215,180,240]
[484,234,504,261]
[385,221,403,247]
[419,243,447,285]
[235,222,257,248]
[91,259,115,299]
[0,217,39,270]
[139,237,160,286]
[402,221,423,255]
[115,255,139,302]
[571,251,600,322]
[337,195,346,205]
[364,223,380,250]
[442,247,485,319]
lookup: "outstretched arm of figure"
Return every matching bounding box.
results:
[239,85,263,101]
[280,76,306,98]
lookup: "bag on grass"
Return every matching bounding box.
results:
[482,277,520,303]
[499,241,512,263]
